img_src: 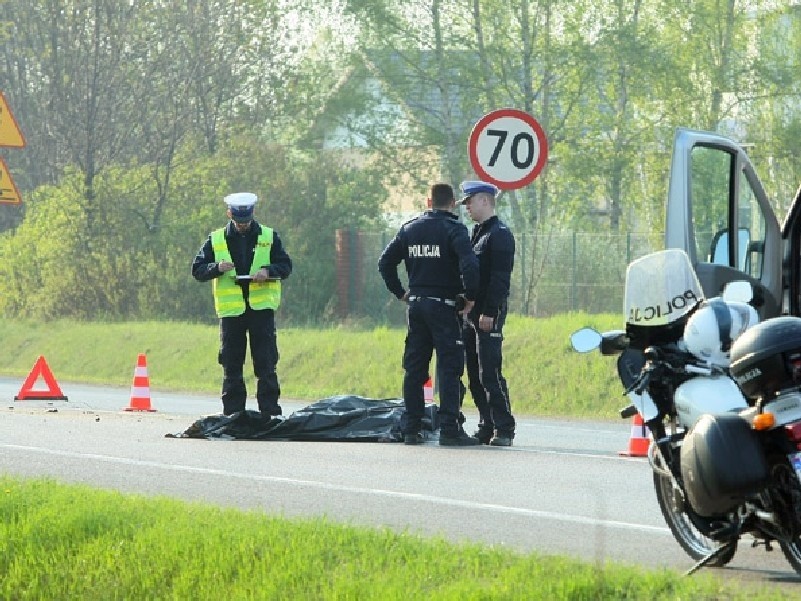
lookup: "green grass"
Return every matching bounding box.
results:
[0,314,622,418]
[0,476,788,600]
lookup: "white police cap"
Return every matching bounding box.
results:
[224,192,257,223]
[459,180,499,204]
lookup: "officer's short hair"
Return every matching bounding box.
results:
[430,183,455,208]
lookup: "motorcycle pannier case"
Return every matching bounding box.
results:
[729,316,801,403]
[680,413,768,517]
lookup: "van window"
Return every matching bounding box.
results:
[738,169,766,279]
[690,144,768,279]
[690,146,732,264]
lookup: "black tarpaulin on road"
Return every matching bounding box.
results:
[166,395,439,442]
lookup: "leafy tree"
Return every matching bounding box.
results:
[738,4,801,218]
[0,134,386,323]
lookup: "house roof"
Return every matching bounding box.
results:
[318,48,488,150]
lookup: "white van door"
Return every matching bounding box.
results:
[665,127,782,319]
[781,186,801,316]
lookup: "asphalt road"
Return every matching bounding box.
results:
[1,377,800,591]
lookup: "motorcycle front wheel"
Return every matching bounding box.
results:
[653,470,737,566]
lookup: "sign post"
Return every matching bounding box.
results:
[0,90,25,205]
[468,108,548,191]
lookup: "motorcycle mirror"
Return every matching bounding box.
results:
[722,280,753,303]
[570,327,602,353]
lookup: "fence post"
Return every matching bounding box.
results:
[572,231,577,312]
[335,228,364,318]
[626,231,631,265]
[520,231,528,314]
[335,228,349,317]
[349,228,358,315]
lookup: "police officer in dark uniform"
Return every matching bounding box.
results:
[458,181,517,446]
[192,192,293,417]
[378,183,480,446]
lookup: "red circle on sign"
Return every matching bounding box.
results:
[468,108,548,190]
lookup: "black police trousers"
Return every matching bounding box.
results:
[402,297,465,437]
[463,304,515,436]
[218,306,281,416]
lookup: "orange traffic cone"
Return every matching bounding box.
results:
[423,377,434,404]
[619,413,650,457]
[125,353,156,412]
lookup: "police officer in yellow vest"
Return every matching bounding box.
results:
[192,192,293,417]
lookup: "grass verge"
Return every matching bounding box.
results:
[0,314,622,418]
[0,476,788,600]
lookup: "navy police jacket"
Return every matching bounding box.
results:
[378,209,479,302]
[471,215,515,318]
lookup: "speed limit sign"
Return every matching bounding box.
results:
[468,108,548,190]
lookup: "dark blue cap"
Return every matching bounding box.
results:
[459,180,499,204]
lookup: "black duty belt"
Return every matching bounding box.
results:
[408,295,456,307]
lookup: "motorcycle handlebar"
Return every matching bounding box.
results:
[643,346,660,361]
[626,351,714,395]
[684,364,713,376]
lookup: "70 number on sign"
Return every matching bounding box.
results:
[468,109,548,191]
[486,127,537,169]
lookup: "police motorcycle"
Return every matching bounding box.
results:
[571,248,801,575]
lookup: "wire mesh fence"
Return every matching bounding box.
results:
[334,229,663,325]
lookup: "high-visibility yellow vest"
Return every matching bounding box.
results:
[210,227,281,317]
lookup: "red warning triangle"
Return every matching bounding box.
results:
[14,356,68,401]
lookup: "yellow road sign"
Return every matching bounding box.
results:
[0,91,25,148]
[0,157,22,204]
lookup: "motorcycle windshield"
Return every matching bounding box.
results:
[625,249,703,328]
